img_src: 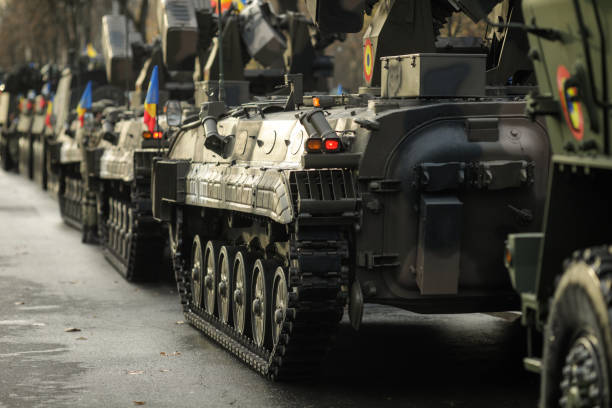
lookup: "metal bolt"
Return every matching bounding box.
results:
[252,298,262,316]
[274,308,284,324]
[218,281,227,297]
[233,289,243,305]
[204,274,213,289]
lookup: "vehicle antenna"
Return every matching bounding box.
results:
[217,0,225,103]
[124,13,130,110]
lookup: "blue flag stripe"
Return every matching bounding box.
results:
[145,66,159,105]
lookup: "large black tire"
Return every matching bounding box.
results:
[541,247,612,408]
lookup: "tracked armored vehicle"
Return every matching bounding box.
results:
[32,65,61,190]
[48,70,123,229]
[96,0,340,282]
[505,1,612,406]
[152,0,552,379]
[0,65,42,172]
[0,91,19,171]
[47,67,114,197]
[91,6,197,280]
[31,93,53,189]
[17,91,36,178]
[93,106,173,279]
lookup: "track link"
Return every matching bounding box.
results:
[102,181,166,281]
[59,170,83,230]
[173,208,349,380]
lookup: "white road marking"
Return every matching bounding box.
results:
[0,320,46,326]
[17,305,60,311]
[0,348,70,358]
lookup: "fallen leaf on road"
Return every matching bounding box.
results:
[76,337,87,341]
[159,369,169,373]
[159,351,181,357]
[64,327,81,332]
[14,301,24,305]
[175,321,184,325]
[128,370,144,375]
[133,401,145,406]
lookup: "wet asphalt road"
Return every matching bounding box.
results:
[0,170,539,407]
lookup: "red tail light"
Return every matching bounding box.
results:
[305,137,343,153]
[324,139,340,152]
[152,131,163,140]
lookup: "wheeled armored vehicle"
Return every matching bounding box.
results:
[505,0,612,406]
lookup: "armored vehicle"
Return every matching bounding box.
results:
[32,92,54,189]
[0,65,43,171]
[17,91,37,179]
[32,64,62,189]
[46,67,112,196]
[0,92,18,171]
[151,0,551,379]
[505,0,612,406]
[48,69,123,226]
[92,106,173,279]
[95,0,339,282]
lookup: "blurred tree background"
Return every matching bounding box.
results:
[0,0,154,69]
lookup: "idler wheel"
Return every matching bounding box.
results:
[271,266,288,346]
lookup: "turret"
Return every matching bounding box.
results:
[304,0,532,90]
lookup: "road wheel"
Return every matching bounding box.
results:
[203,240,219,316]
[217,245,237,325]
[190,235,204,308]
[232,248,254,335]
[541,246,612,408]
[271,266,288,347]
[251,258,273,348]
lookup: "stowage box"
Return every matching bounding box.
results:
[381,53,486,98]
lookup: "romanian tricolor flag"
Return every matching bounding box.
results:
[45,95,54,128]
[212,0,246,13]
[144,65,159,133]
[77,81,92,128]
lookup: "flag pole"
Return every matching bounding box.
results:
[124,13,130,110]
[217,0,225,103]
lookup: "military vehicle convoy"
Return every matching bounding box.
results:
[504,0,612,406]
[88,0,340,282]
[0,65,43,172]
[151,0,551,379]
